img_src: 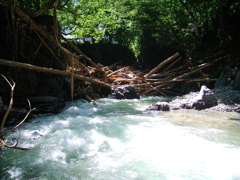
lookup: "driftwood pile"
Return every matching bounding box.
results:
[95,52,224,96]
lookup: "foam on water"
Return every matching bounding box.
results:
[1,97,240,179]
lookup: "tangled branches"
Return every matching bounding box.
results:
[0,75,36,154]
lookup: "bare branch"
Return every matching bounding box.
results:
[0,75,35,152]
[1,99,36,137]
[4,138,18,148]
[57,0,70,10]
[0,75,15,133]
[0,138,31,150]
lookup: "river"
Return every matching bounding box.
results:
[1,96,240,180]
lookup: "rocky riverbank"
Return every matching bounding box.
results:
[147,86,240,113]
[1,80,240,126]
[205,87,240,112]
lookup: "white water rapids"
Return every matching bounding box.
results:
[1,96,240,180]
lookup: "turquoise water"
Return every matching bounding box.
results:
[1,96,240,180]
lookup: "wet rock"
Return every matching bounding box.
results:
[2,106,31,126]
[110,86,140,99]
[1,96,31,126]
[0,96,65,126]
[28,96,65,114]
[146,102,170,111]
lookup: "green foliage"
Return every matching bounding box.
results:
[15,0,240,63]
[58,0,123,43]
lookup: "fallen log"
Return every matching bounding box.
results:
[0,59,110,87]
[107,67,126,78]
[162,57,182,74]
[172,62,212,80]
[148,63,212,91]
[140,61,217,95]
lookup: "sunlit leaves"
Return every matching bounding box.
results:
[16,0,240,59]
[56,0,125,42]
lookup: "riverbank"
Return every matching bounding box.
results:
[169,86,240,113]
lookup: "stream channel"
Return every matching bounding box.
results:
[1,96,240,180]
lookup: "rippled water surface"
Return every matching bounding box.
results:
[1,96,240,180]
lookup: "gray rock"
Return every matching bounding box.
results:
[180,85,218,110]
[146,102,170,111]
[110,86,140,99]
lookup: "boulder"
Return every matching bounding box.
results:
[1,96,31,126]
[28,96,65,114]
[180,85,218,110]
[146,102,170,111]
[110,86,140,99]
[0,96,65,126]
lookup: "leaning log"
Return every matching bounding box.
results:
[0,59,110,87]
[172,62,212,81]
[144,52,180,78]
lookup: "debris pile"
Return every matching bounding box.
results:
[97,52,224,96]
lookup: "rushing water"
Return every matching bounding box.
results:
[1,96,240,180]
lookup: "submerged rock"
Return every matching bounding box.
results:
[110,86,140,99]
